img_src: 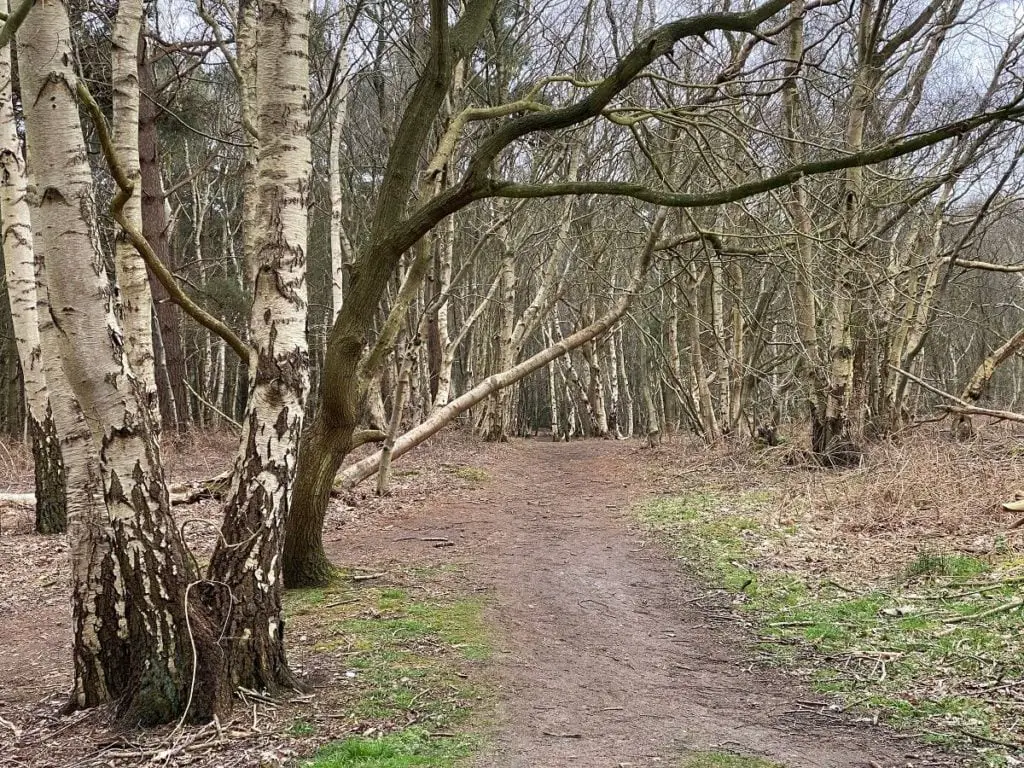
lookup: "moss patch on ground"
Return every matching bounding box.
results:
[639,493,1024,767]
[286,568,492,767]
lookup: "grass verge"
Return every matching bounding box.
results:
[639,493,1024,767]
[286,568,491,768]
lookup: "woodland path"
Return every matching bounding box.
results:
[336,439,948,768]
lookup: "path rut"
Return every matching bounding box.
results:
[335,439,947,768]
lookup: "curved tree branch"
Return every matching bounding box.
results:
[76,80,252,364]
[479,98,1024,207]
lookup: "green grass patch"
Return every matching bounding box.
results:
[288,719,318,737]
[284,570,492,766]
[638,492,1024,767]
[680,751,783,768]
[304,727,475,768]
[902,551,989,582]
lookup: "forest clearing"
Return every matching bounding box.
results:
[3,0,1024,766]
[2,429,1023,767]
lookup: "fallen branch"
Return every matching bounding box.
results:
[938,403,1024,425]
[394,536,452,544]
[957,728,1024,751]
[169,469,234,506]
[888,365,966,406]
[338,210,668,489]
[944,597,1024,624]
[889,365,1024,425]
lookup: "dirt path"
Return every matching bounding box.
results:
[337,439,946,768]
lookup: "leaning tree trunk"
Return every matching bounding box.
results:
[283,0,504,588]
[0,7,66,533]
[338,212,667,489]
[952,322,1024,439]
[206,0,311,693]
[19,0,229,722]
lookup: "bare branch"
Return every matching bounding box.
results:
[76,80,252,364]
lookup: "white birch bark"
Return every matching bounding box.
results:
[208,0,312,690]
[329,50,353,321]
[431,213,457,406]
[0,4,65,533]
[0,51,44,434]
[111,0,158,416]
[481,235,517,440]
[606,330,622,438]
[686,266,720,441]
[545,324,561,440]
[617,327,634,437]
[237,0,260,284]
[19,1,211,720]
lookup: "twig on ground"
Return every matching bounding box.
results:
[957,728,1024,751]
[0,715,22,740]
[944,597,1024,624]
[393,536,453,544]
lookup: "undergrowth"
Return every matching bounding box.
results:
[639,493,1024,767]
[286,569,491,768]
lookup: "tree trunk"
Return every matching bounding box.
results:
[377,361,410,496]
[207,0,312,693]
[0,9,66,533]
[952,322,1024,438]
[606,330,622,438]
[727,261,745,432]
[481,238,516,441]
[139,42,188,431]
[686,267,719,441]
[329,54,352,321]
[112,0,159,419]
[640,341,660,445]
[20,1,229,722]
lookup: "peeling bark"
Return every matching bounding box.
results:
[207,0,311,693]
[0,6,66,533]
[19,1,228,722]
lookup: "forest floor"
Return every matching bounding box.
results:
[1,428,1022,767]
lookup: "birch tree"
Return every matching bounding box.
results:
[0,0,65,533]
[17,1,228,721]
